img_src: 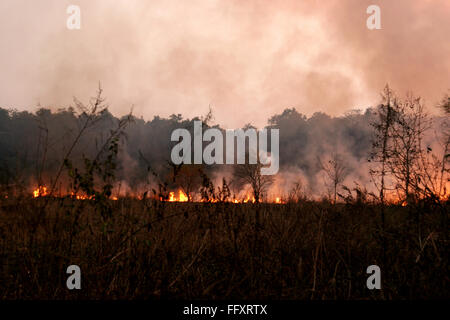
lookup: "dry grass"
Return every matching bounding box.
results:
[0,197,448,300]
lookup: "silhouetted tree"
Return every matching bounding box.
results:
[387,93,430,204]
[319,152,348,204]
[233,162,273,203]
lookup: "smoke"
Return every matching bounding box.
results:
[0,94,448,201]
[0,0,449,129]
[0,1,448,199]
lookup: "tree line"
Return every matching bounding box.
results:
[0,85,448,204]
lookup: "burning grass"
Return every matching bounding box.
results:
[30,185,283,204]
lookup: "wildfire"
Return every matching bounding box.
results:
[242,195,256,203]
[27,184,450,204]
[163,190,284,204]
[385,191,449,206]
[32,186,120,200]
[168,190,189,202]
[40,186,445,205]
[33,186,48,198]
[69,192,93,200]
[29,183,288,204]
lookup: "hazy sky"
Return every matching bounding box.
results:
[0,0,449,128]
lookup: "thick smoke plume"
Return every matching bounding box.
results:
[0,0,449,128]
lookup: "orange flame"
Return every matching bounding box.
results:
[70,192,95,200]
[33,186,48,198]
[32,186,120,200]
[168,190,189,202]
[31,185,446,205]
[243,195,255,203]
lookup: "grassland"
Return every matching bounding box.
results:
[0,198,448,299]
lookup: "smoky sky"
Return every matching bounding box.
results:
[0,0,449,128]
